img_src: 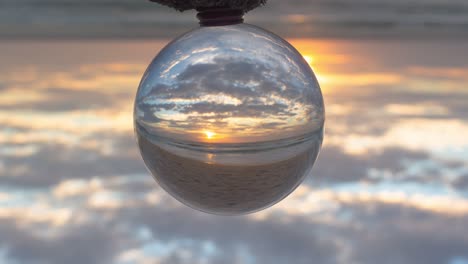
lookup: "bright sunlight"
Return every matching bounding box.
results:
[204,131,216,140]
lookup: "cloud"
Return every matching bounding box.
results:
[2,0,468,38]
[0,88,125,112]
[0,219,127,264]
[54,190,468,264]
[345,203,468,264]
[1,170,468,264]
[1,28,468,264]
[308,146,429,185]
[116,206,340,264]
[0,135,145,188]
[454,174,468,190]
[137,50,324,142]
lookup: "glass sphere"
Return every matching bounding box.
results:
[134,23,324,215]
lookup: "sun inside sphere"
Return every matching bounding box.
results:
[204,131,216,139]
[134,23,325,215]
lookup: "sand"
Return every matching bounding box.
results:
[137,134,320,215]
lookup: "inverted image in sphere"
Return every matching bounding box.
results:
[134,23,325,215]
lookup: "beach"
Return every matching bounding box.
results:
[137,131,321,215]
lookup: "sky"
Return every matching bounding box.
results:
[1,38,468,264]
[135,24,323,144]
[1,0,468,264]
[2,0,468,38]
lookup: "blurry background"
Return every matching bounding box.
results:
[2,0,468,38]
[1,0,468,264]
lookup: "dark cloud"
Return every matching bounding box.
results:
[344,203,468,264]
[144,59,279,101]
[118,205,339,264]
[0,195,466,264]
[309,146,370,183]
[0,219,127,264]
[371,147,429,170]
[454,174,468,190]
[0,88,128,112]
[169,58,306,103]
[254,121,286,130]
[76,197,468,264]
[140,110,165,124]
[0,82,7,91]
[308,146,430,184]
[137,56,323,137]
[0,134,145,188]
[329,85,468,125]
[179,102,292,117]
[1,159,468,264]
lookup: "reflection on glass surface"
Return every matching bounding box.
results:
[134,23,325,215]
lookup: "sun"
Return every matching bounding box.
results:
[204,131,216,140]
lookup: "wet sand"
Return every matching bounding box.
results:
[137,134,320,215]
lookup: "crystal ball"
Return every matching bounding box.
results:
[134,23,324,215]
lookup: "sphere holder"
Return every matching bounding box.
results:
[196,7,244,26]
[148,0,266,26]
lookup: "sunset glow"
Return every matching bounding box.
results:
[303,55,314,65]
[204,131,216,140]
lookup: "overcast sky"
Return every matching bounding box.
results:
[1,1,468,263]
[1,0,468,38]
[1,37,468,263]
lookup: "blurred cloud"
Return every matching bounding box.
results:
[0,88,123,112]
[0,38,468,264]
[0,140,144,188]
[2,0,468,38]
[455,175,468,190]
[0,219,125,264]
[309,146,429,184]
